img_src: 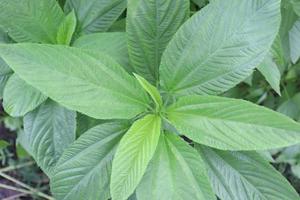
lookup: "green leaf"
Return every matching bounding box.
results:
[73,32,131,73]
[127,0,189,84]
[51,121,130,200]
[160,0,281,96]
[136,133,216,200]
[57,10,77,45]
[0,0,64,43]
[20,100,76,176]
[167,95,300,150]
[0,44,150,119]
[257,56,281,95]
[111,114,161,200]
[291,0,300,16]
[0,140,9,150]
[64,0,126,35]
[197,146,300,200]
[134,73,162,110]
[3,74,47,117]
[289,20,300,64]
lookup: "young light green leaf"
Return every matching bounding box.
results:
[57,10,77,45]
[51,121,130,200]
[136,133,216,200]
[64,0,126,35]
[127,0,189,84]
[197,146,300,200]
[0,0,64,43]
[111,114,161,200]
[73,32,131,73]
[134,73,162,110]
[3,74,47,117]
[0,44,150,119]
[289,20,300,64]
[20,100,76,176]
[160,0,281,96]
[257,56,281,95]
[167,95,300,150]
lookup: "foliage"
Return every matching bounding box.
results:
[0,0,300,200]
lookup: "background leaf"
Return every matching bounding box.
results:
[192,0,209,8]
[51,121,129,200]
[289,20,300,64]
[0,44,150,119]
[3,74,47,117]
[64,0,126,35]
[136,133,216,200]
[20,100,76,176]
[0,0,64,43]
[257,55,281,95]
[111,114,161,200]
[127,0,189,84]
[167,95,300,150]
[197,146,300,200]
[160,0,281,96]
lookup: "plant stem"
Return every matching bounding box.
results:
[0,172,54,200]
[0,161,34,173]
[0,183,33,195]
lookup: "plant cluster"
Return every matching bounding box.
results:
[0,0,300,200]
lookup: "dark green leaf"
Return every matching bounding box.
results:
[0,44,150,119]
[160,0,281,96]
[51,121,130,200]
[3,74,47,117]
[20,100,76,176]
[64,0,126,34]
[197,146,300,200]
[127,0,189,84]
[73,32,131,72]
[0,0,64,43]
[167,95,300,150]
